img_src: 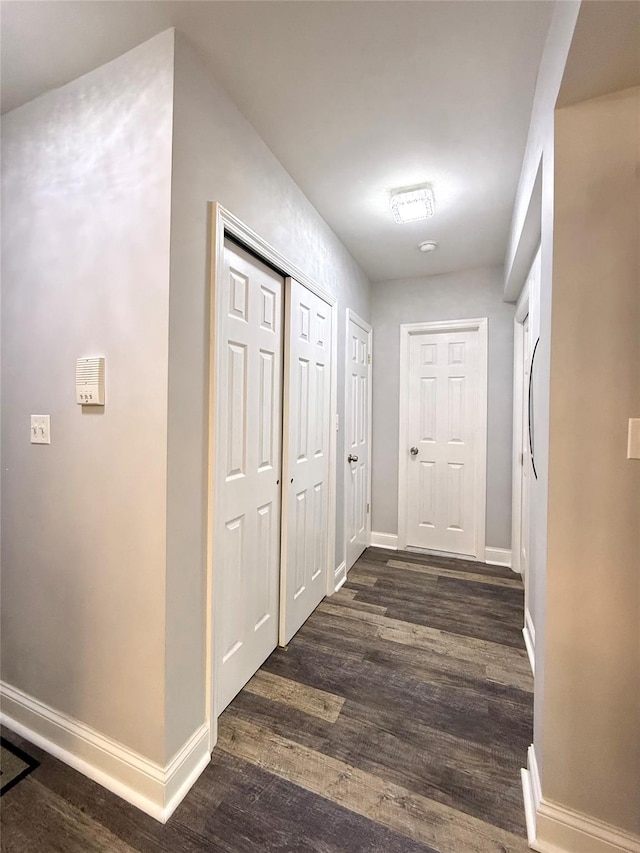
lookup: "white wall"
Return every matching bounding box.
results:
[165,33,371,756]
[544,84,640,835]
[370,266,515,550]
[0,31,175,763]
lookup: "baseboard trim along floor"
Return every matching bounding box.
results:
[0,680,210,822]
[370,531,399,549]
[522,745,640,853]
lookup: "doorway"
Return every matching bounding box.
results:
[511,246,540,673]
[397,319,488,559]
[344,310,372,572]
[208,205,338,740]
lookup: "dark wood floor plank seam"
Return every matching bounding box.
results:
[1,546,532,853]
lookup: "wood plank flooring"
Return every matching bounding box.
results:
[1,547,533,852]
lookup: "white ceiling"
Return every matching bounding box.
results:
[1,1,553,282]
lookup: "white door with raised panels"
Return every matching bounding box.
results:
[520,313,531,581]
[345,311,371,571]
[280,278,332,645]
[401,321,487,557]
[216,239,283,713]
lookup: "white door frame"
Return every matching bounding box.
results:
[397,318,488,559]
[511,281,530,575]
[343,309,373,571]
[206,203,338,750]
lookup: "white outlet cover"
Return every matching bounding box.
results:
[31,414,51,445]
[627,418,640,460]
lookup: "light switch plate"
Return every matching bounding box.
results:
[627,418,640,459]
[31,415,51,445]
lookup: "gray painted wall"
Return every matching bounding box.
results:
[166,33,372,756]
[1,27,371,767]
[371,266,514,550]
[1,31,175,763]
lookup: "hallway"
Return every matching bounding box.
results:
[1,548,532,852]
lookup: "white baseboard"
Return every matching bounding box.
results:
[523,608,536,675]
[522,745,640,853]
[334,560,347,591]
[370,531,398,549]
[0,680,210,823]
[484,546,512,567]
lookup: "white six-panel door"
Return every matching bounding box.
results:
[215,239,283,713]
[345,312,371,570]
[401,321,487,558]
[280,278,332,645]
[520,314,531,581]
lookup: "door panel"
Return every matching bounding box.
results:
[281,278,332,645]
[406,329,479,556]
[345,314,371,570]
[520,315,531,580]
[216,239,283,713]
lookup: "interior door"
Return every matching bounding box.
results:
[406,328,480,556]
[280,278,332,645]
[345,312,371,570]
[215,238,283,713]
[520,314,531,581]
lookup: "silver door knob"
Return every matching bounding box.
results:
[348,454,359,463]
[410,446,419,456]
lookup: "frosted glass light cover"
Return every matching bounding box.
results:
[390,185,435,223]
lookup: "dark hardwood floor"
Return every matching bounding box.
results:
[1,547,533,852]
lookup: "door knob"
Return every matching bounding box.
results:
[410,446,419,456]
[348,454,359,463]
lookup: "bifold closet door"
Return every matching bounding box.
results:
[280,278,332,646]
[216,239,283,714]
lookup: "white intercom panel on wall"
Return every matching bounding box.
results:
[76,357,105,405]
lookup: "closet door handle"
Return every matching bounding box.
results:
[348,454,359,463]
[410,446,419,456]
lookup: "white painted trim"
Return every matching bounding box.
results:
[484,546,512,568]
[522,745,640,853]
[397,318,488,559]
[511,286,528,576]
[512,253,537,579]
[334,560,347,592]
[515,271,532,323]
[523,607,536,675]
[370,531,399,549]
[536,802,640,853]
[529,744,543,813]
[0,681,209,823]
[207,204,338,747]
[344,308,373,572]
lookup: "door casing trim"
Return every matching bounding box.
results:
[343,308,373,572]
[511,277,531,575]
[397,318,488,558]
[206,203,338,751]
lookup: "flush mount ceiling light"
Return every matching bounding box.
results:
[418,240,438,253]
[390,184,435,224]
